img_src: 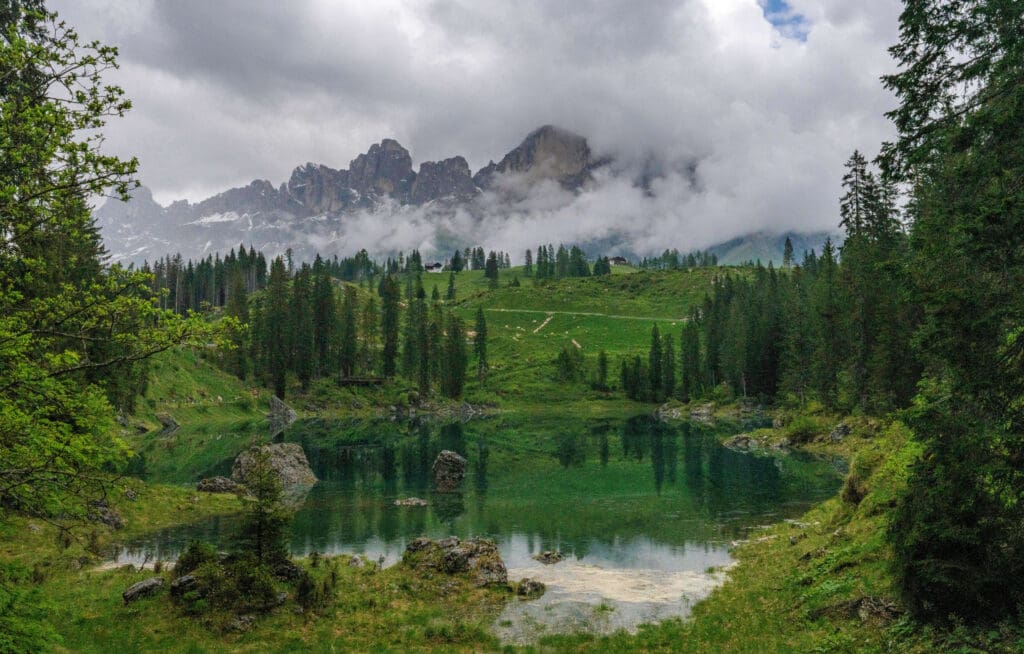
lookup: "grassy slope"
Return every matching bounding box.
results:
[14,266,1024,652]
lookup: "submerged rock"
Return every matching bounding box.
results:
[231,443,317,487]
[532,551,565,565]
[516,578,546,598]
[402,536,508,587]
[197,476,243,493]
[122,576,164,604]
[432,450,467,492]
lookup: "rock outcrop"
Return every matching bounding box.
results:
[432,450,467,492]
[231,443,317,487]
[828,422,851,443]
[197,476,243,493]
[409,156,477,204]
[122,577,164,604]
[90,499,123,529]
[347,139,415,200]
[473,125,597,191]
[402,536,508,587]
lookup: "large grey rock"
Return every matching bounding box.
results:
[169,574,198,597]
[122,576,164,604]
[197,476,242,493]
[231,443,317,487]
[90,499,124,529]
[402,536,507,587]
[828,422,852,443]
[432,450,467,492]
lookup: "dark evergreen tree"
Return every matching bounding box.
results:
[338,285,358,378]
[441,314,469,398]
[380,275,400,378]
[264,257,290,398]
[648,325,663,401]
[474,307,488,382]
[289,264,315,390]
[662,337,676,400]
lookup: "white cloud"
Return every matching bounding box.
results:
[52,0,902,254]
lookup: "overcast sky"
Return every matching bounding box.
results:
[52,0,903,247]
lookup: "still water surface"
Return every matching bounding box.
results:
[117,415,843,642]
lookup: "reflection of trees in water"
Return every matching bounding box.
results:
[555,431,586,467]
[432,491,465,523]
[121,416,841,563]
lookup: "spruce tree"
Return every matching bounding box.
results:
[469,306,487,383]
[380,275,400,377]
[648,325,663,401]
[662,337,676,400]
[445,272,456,300]
[289,265,315,390]
[442,314,468,398]
[264,257,290,398]
[338,285,358,378]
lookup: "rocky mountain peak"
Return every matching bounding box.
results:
[473,124,596,190]
[348,139,415,200]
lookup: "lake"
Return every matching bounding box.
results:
[115,414,844,642]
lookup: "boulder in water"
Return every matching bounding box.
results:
[532,550,565,565]
[231,443,317,487]
[432,450,467,492]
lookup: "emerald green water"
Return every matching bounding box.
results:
[116,414,843,640]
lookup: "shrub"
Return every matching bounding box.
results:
[785,415,822,444]
[174,540,218,577]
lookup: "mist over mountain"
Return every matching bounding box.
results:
[96,125,839,265]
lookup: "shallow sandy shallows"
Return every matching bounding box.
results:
[495,560,729,645]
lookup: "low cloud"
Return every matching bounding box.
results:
[53,0,902,254]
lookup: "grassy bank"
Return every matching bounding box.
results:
[540,419,1024,653]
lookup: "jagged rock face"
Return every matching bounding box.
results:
[410,156,477,204]
[347,138,415,200]
[191,179,291,218]
[287,163,354,214]
[94,124,629,264]
[474,125,594,190]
